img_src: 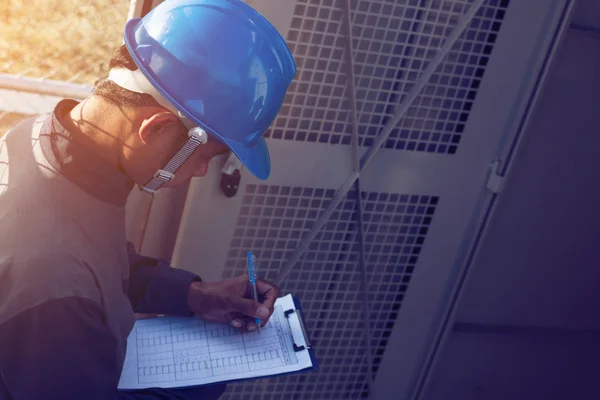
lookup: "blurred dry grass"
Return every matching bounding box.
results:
[0,0,129,83]
[0,0,130,134]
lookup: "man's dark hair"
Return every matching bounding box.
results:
[93,45,160,109]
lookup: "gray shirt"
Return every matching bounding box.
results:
[0,100,216,399]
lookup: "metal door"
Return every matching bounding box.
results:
[167,1,573,398]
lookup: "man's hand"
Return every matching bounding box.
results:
[187,274,280,332]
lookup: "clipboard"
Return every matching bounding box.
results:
[221,295,319,385]
[118,294,318,391]
[187,295,318,387]
[205,295,318,386]
[282,296,319,372]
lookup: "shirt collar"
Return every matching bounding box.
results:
[39,100,133,206]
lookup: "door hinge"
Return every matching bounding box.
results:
[486,160,505,194]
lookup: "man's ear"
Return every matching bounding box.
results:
[138,112,181,145]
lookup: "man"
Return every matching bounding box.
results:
[0,0,296,399]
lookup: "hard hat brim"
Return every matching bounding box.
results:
[220,135,271,181]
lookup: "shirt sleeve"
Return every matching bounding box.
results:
[126,242,200,316]
[0,297,162,399]
[0,297,226,400]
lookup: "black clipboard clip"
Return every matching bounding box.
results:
[284,308,312,352]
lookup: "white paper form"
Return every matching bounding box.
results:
[118,294,313,389]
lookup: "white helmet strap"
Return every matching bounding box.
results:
[107,68,207,194]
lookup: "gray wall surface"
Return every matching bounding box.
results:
[423,2,600,398]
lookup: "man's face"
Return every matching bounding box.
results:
[133,107,231,189]
[162,134,230,187]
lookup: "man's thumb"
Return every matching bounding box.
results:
[231,296,269,319]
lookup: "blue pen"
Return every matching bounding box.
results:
[247,251,261,333]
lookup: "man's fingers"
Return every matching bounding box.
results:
[230,317,259,332]
[246,320,258,331]
[229,296,269,319]
[231,319,243,329]
[256,279,280,309]
[254,279,280,326]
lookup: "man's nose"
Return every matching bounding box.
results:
[192,160,209,177]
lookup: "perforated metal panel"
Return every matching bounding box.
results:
[267,0,510,154]
[220,184,439,399]
[171,0,569,399]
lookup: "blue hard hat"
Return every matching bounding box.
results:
[123,0,296,180]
